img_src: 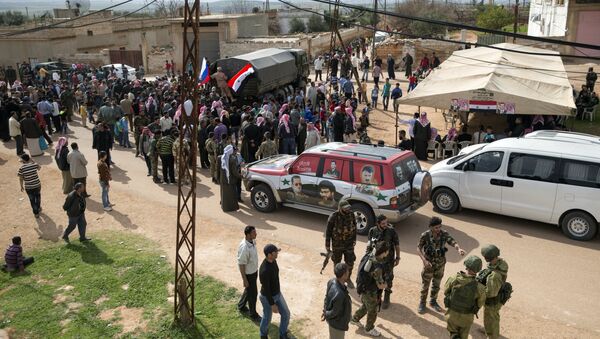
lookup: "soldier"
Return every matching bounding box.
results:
[443,255,486,339]
[480,245,509,339]
[133,111,149,157]
[255,132,278,159]
[351,242,389,337]
[205,132,218,183]
[417,216,466,314]
[325,200,357,288]
[149,130,162,183]
[366,215,400,309]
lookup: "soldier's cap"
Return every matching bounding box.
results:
[463,255,483,272]
[481,244,500,261]
[263,244,281,256]
[339,200,351,210]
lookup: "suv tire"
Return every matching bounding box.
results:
[561,211,598,241]
[251,184,276,213]
[351,202,375,236]
[432,188,460,214]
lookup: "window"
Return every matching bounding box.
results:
[559,160,600,188]
[508,153,558,183]
[322,159,344,180]
[87,30,93,36]
[352,162,383,186]
[461,151,504,173]
[291,155,321,176]
[393,156,420,186]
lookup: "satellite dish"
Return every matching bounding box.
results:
[66,0,91,15]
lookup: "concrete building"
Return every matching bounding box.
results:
[527,0,600,57]
[276,9,313,34]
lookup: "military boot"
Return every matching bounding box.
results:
[382,290,391,309]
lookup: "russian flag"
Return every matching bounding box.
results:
[199,58,210,85]
[228,63,254,92]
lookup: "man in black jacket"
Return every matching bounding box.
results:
[62,182,90,243]
[322,263,352,338]
[259,244,290,339]
[92,123,113,168]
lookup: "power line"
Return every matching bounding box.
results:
[0,0,136,37]
[69,0,158,29]
[277,0,600,61]
[310,0,600,51]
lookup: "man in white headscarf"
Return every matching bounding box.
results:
[217,144,240,212]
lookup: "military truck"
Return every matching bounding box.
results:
[211,48,309,102]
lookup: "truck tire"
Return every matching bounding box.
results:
[561,211,598,241]
[432,188,460,214]
[251,184,277,213]
[351,202,375,236]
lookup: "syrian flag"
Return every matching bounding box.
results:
[228,63,254,92]
[469,100,497,113]
[198,58,210,86]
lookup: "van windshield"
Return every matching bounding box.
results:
[393,155,421,186]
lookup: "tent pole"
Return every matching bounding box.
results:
[395,110,399,147]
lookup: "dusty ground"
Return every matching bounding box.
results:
[2,66,600,337]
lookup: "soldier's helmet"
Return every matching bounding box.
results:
[339,199,351,210]
[481,244,500,261]
[463,255,483,272]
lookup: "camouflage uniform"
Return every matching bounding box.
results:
[418,230,457,303]
[325,210,357,275]
[172,138,190,184]
[444,272,486,339]
[205,138,217,181]
[255,139,278,159]
[133,115,149,155]
[352,255,385,332]
[366,226,399,292]
[149,136,160,180]
[482,258,509,339]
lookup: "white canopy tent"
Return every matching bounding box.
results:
[400,43,576,116]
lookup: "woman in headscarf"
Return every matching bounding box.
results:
[139,127,153,176]
[278,114,296,155]
[216,144,240,212]
[305,122,321,150]
[413,111,431,160]
[443,127,458,142]
[532,115,545,131]
[54,137,73,194]
[343,107,356,142]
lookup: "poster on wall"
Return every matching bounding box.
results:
[451,99,469,111]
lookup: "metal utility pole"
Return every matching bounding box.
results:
[371,0,378,62]
[513,0,519,43]
[174,0,200,327]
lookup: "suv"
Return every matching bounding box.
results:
[429,130,600,241]
[241,142,432,234]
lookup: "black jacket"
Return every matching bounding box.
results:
[55,147,70,171]
[63,191,86,218]
[20,117,42,139]
[323,278,351,331]
[259,259,281,305]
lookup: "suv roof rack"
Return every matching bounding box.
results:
[320,148,387,160]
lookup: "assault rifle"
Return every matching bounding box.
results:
[320,251,332,275]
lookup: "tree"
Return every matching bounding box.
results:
[153,0,183,18]
[0,11,25,26]
[476,5,514,30]
[307,14,328,33]
[389,2,452,37]
[289,17,306,34]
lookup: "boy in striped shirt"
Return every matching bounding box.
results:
[3,236,34,273]
[17,153,42,218]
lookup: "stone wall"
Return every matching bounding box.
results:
[55,51,110,67]
[147,48,176,74]
[374,38,463,70]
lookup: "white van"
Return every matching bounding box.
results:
[428,130,600,241]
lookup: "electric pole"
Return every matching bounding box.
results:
[371,0,378,62]
[513,0,519,43]
[175,0,200,327]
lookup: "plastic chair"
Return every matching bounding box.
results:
[458,141,471,150]
[442,141,457,159]
[582,105,597,122]
[427,140,440,160]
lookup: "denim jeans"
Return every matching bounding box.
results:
[99,181,110,208]
[259,293,290,337]
[64,214,87,240]
[25,187,41,215]
[120,130,131,147]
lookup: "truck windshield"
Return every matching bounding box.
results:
[393,155,421,186]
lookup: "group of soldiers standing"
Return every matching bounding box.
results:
[323,200,510,338]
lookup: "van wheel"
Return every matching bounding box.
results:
[251,184,276,213]
[561,211,598,241]
[432,188,459,214]
[351,202,375,236]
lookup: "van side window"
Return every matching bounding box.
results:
[462,151,504,172]
[353,162,383,186]
[291,155,321,177]
[322,159,343,180]
[508,153,558,183]
[559,160,600,188]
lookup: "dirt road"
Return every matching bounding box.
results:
[1,108,599,338]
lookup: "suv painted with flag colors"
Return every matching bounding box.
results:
[241,143,432,234]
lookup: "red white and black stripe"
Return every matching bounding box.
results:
[469,100,497,113]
